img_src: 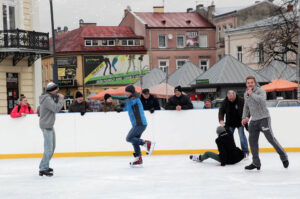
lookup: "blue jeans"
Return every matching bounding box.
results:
[126,126,147,156]
[39,128,56,171]
[227,126,249,155]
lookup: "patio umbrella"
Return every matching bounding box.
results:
[149,83,175,98]
[110,85,142,96]
[90,88,116,100]
[261,79,298,92]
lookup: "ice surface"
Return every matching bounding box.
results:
[0,153,299,199]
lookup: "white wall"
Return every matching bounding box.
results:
[0,108,299,156]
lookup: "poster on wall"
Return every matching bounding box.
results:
[57,57,77,86]
[186,31,199,47]
[84,55,149,86]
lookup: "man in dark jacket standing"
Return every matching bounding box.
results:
[165,86,193,110]
[140,88,160,113]
[68,91,90,115]
[242,76,288,170]
[219,90,249,157]
[190,126,244,166]
[39,82,64,176]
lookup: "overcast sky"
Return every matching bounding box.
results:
[38,0,280,33]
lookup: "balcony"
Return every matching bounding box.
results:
[0,29,51,66]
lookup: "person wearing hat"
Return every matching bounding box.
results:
[39,82,65,176]
[165,86,193,110]
[189,126,244,166]
[140,88,160,113]
[100,93,117,112]
[68,91,90,115]
[118,85,155,166]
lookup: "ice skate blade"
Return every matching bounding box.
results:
[146,142,156,156]
[129,163,143,168]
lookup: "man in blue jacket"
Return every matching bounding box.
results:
[120,85,155,166]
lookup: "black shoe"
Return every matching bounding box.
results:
[47,168,53,172]
[282,160,289,168]
[245,164,260,170]
[39,170,53,177]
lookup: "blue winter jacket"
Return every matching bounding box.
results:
[123,93,147,127]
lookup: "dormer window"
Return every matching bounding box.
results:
[161,20,166,24]
[186,20,191,24]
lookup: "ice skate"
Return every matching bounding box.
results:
[143,140,155,155]
[282,160,289,168]
[130,154,143,167]
[189,155,201,162]
[39,170,53,177]
[245,163,260,170]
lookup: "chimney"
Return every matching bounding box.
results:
[287,4,293,12]
[187,8,193,13]
[79,19,97,28]
[153,6,164,13]
[207,5,215,22]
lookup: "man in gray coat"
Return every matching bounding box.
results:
[241,76,288,170]
[39,82,64,176]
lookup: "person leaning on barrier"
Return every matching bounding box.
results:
[165,86,193,111]
[140,88,160,113]
[203,99,212,109]
[100,94,118,112]
[68,91,90,115]
[39,82,64,177]
[10,95,34,118]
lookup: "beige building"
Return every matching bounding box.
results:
[0,0,50,114]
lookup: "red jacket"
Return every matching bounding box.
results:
[10,104,34,118]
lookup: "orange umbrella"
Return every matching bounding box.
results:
[90,88,116,100]
[110,85,142,96]
[149,83,175,98]
[261,79,298,92]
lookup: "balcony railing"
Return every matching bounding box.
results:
[0,29,49,50]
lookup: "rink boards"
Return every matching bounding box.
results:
[0,108,299,158]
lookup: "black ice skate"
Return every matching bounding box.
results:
[282,160,289,168]
[245,164,260,170]
[143,140,155,155]
[130,153,143,167]
[39,170,53,177]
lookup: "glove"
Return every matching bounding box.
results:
[116,108,122,113]
[80,112,86,116]
[150,108,155,114]
[120,103,126,108]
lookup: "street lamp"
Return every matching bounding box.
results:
[49,0,58,84]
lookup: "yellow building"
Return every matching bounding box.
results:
[0,0,50,114]
[42,23,148,106]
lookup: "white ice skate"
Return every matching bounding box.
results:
[189,155,201,162]
[143,140,155,155]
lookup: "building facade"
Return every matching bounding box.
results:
[0,0,50,114]
[42,23,148,106]
[119,6,217,74]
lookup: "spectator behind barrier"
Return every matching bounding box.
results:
[68,91,90,116]
[10,95,34,118]
[165,86,193,111]
[140,88,160,113]
[203,99,212,109]
[100,94,118,112]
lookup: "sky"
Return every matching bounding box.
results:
[37,0,281,33]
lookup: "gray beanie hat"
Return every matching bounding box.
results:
[216,126,226,134]
[46,82,58,92]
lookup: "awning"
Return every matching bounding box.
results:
[195,88,217,93]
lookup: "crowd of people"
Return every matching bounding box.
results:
[9,75,289,176]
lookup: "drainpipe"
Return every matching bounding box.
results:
[297,2,300,99]
[149,29,152,70]
[228,35,231,55]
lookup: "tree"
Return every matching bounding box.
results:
[250,0,298,67]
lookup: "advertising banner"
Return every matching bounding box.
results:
[186,31,199,47]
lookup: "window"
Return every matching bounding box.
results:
[176,35,185,48]
[218,54,222,60]
[200,60,209,71]
[135,40,140,46]
[102,40,107,46]
[199,34,208,48]
[217,26,221,42]
[85,40,92,46]
[2,2,16,30]
[102,40,115,46]
[159,60,169,73]
[257,43,264,63]
[237,46,243,62]
[176,60,187,69]
[121,40,127,46]
[158,35,167,48]
[229,23,233,29]
[92,40,98,46]
[127,40,134,46]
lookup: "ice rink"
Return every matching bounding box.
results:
[0,153,299,199]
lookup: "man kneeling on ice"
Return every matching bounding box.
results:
[190,126,244,166]
[117,85,155,166]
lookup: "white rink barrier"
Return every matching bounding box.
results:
[0,107,299,158]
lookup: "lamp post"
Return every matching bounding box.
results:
[49,0,58,84]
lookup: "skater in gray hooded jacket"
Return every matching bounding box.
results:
[241,76,288,170]
[39,82,64,176]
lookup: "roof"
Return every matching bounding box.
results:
[134,12,215,28]
[50,26,146,53]
[134,67,166,88]
[258,60,296,82]
[167,61,203,87]
[191,55,269,85]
